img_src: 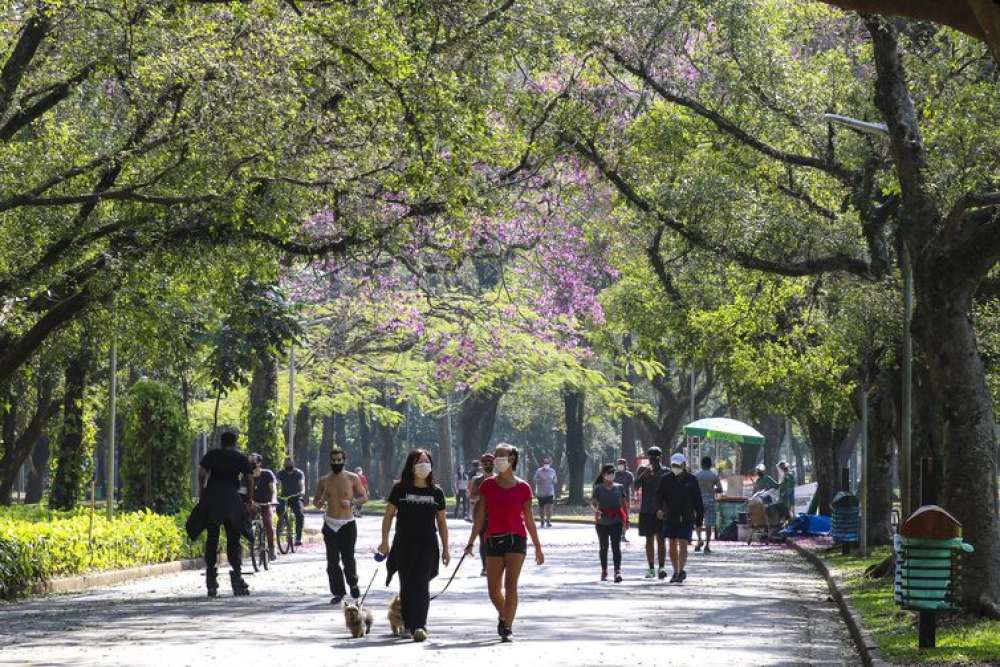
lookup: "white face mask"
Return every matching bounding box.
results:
[414,462,432,479]
[542,463,550,469]
[494,457,510,473]
[671,465,683,474]
[617,465,625,472]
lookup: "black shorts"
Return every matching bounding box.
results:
[638,512,663,537]
[662,520,694,541]
[537,495,554,507]
[485,533,528,557]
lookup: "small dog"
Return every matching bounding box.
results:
[387,594,404,636]
[343,600,373,638]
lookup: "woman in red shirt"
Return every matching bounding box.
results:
[465,443,544,642]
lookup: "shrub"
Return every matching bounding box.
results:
[120,379,191,514]
[0,506,206,600]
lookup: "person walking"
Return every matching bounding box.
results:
[532,456,557,527]
[277,457,306,546]
[466,443,544,642]
[656,453,703,583]
[378,449,450,643]
[453,465,470,519]
[195,431,253,597]
[313,447,368,604]
[694,456,722,554]
[634,446,668,579]
[468,453,494,576]
[777,461,796,519]
[591,464,628,582]
[613,457,634,543]
[250,453,278,561]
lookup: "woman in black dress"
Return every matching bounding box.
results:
[378,449,450,642]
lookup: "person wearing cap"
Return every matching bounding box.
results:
[634,446,668,579]
[613,458,634,543]
[753,463,779,494]
[468,453,495,576]
[777,461,795,518]
[656,453,703,583]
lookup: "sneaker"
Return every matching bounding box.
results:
[621,535,629,543]
[658,569,668,580]
[412,628,427,642]
[480,569,488,577]
[601,569,608,581]
[497,617,505,637]
[645,568,656,579]
[294,540,303,546]
[614,571,623,583]
[694,541,703,552]
[350,585,360,599]
[704,544,712,554]
[678,570,687,583]
[500,625,513,642]
[669,572,679,583]
[269,549,278,560]
[330,595,344,605]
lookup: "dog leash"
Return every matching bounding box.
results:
[358,551,386,608]
[429,551,467,601]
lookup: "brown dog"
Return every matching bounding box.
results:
[387,594,404,636]
[343,600,373,638]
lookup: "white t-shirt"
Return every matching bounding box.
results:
[533,466,557,497]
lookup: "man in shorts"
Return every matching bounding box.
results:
[532,456,557,527]
[634,446,668,579]
[656,453,704,583]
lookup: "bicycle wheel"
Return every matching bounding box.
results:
[277,513,291,555]
[249,522,261,573]
[286,512,296,553]
[260,530,269,571]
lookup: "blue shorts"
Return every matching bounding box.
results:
[662,520,694,542]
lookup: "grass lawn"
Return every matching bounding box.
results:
[819,546,1000,664]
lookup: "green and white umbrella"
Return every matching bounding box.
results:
[683,417,766,445]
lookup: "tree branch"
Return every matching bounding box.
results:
[0,13,51,119]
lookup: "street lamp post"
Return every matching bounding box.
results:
[287,345,295,457]
[822,113,911,527]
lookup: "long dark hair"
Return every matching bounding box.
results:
[400,448,436,488]
[594,463,615,486]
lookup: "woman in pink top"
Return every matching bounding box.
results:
[465,443,544,642]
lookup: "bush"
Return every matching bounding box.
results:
[120,379,191,514]
[0,506,206,600]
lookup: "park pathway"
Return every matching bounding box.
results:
[0,516,858,666]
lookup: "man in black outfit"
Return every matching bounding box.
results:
[198,431,253,597]
[656,453,704,583]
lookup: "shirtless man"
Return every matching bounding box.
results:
[313,447,368,603]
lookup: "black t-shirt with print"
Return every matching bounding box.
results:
[388,482,446,541]
[253,469,276,503]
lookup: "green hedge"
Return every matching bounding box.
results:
[0,506,205,600]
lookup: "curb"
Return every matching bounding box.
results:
[28,529,324,597]
[788,539,891,667]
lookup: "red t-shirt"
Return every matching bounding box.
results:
[479,477,533,537]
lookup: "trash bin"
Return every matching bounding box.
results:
[894,505,974,613]
[830,491,860,544]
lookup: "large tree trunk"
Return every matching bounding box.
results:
[564,389,586,505]
[24,434,50,503]
[757,414,784,474]
[866,379,896,546]
[292,403,310,476]
[0,379,58,505]
[50,349,91,511]
[805,417,847,516]
[318,414,334,489]
[437,411,454,496]
[458,387,504,464]
[914,281,1000,616]
[374,421,398,498]
[247,353,281,467]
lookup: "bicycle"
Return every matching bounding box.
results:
[275,494,300,555]
[248,503,270,573]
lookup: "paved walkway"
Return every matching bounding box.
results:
[0,516,858,666]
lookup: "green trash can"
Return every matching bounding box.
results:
[831,491,860,544]
[894,534,974,612]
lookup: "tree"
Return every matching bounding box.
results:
[49,343,93,510]
[120,379,190,514]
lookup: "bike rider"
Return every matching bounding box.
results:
[250,454,278,561]
[277,457,306,546]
